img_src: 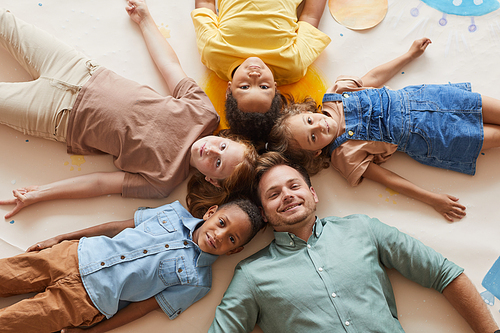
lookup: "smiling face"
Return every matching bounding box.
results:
[229,57,277,113]
[287,112,336,153]
[190,136,246,186]
[258,165,318,238]
[192,204,253,256]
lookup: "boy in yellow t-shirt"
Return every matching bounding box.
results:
[192,0,331,144]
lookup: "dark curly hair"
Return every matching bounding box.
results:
[225,90,288,145]
[218,198,265,245]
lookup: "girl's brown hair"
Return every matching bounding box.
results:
[267,97,330,176]
[186,131,258,218]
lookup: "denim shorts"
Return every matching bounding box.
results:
[397,83,483,175]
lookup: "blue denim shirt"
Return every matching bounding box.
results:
[78,201,218,319]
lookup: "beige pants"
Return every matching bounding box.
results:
[0,8,99,142]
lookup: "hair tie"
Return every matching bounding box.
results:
[265,142,269,151]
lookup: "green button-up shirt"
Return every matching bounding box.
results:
[209,214,463,333]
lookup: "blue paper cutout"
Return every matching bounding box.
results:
[482,256,500,306]
[481,290,495,306]
[411,0,500,31]
[422,0,499,17]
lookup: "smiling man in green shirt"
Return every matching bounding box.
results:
[208,152,498,333]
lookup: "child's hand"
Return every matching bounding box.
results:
[26,237,60,253]
[0,185,39,219]
[408,37,432,59]
[125,0,151,25]
[431,194,466,222]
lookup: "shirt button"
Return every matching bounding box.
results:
[100,262,105,266]
[183,241,188,246]
[143,250,148,254]
[348,130,354,136]
[289,241,293,246]
[121,255,125,260]
[345,321,350,326]
[307,244,311,249]
[178,268,183,273]
[318,267,323,272]
[165,244,169,248]
[342,93,349,98]
[331,292,337,298]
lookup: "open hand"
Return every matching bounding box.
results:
[408,37,432,59]
[0,185,39,219]
[431,194,466,222]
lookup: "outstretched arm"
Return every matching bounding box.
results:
[361,37,431,88]
[195,0,216,13]
[26,218,135,252]
[298,0,327,28]
[363,162,466,221]
[442,273,499,333]
[0,171,125,219]
[61,297,160,333]
[126,0,187,92]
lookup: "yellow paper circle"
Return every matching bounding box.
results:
[329,0,388,30]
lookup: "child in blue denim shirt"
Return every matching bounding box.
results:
[0,199,263,333]
[268,38,500,222]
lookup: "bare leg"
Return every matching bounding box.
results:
[298,0,327,28]
[482,124,500,150]
[480,96,500,149]
[482,96,500,125]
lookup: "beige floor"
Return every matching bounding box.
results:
[0,0,499,332]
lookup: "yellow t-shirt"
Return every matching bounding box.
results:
[191,0,331,86]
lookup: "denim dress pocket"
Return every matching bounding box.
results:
[402,83,483,175]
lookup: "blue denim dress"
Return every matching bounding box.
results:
[324,83,483,175]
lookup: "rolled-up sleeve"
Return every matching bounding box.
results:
[191,8,219,58]
[369,217,464,292]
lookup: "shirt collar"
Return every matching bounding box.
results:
[273,217,323,247]
[182,216,204,235]
[181,216,219,267]
[196,251,218,267]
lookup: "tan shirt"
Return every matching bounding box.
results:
[66,68,219,198]
[323,76,397,186]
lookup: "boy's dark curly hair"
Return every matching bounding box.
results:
[225,90,288,145]
[219,198,265,245]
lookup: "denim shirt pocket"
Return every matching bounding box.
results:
[144,210,177,235]
[159,256,190,286]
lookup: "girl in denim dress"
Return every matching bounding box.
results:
[268,38,500,222]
